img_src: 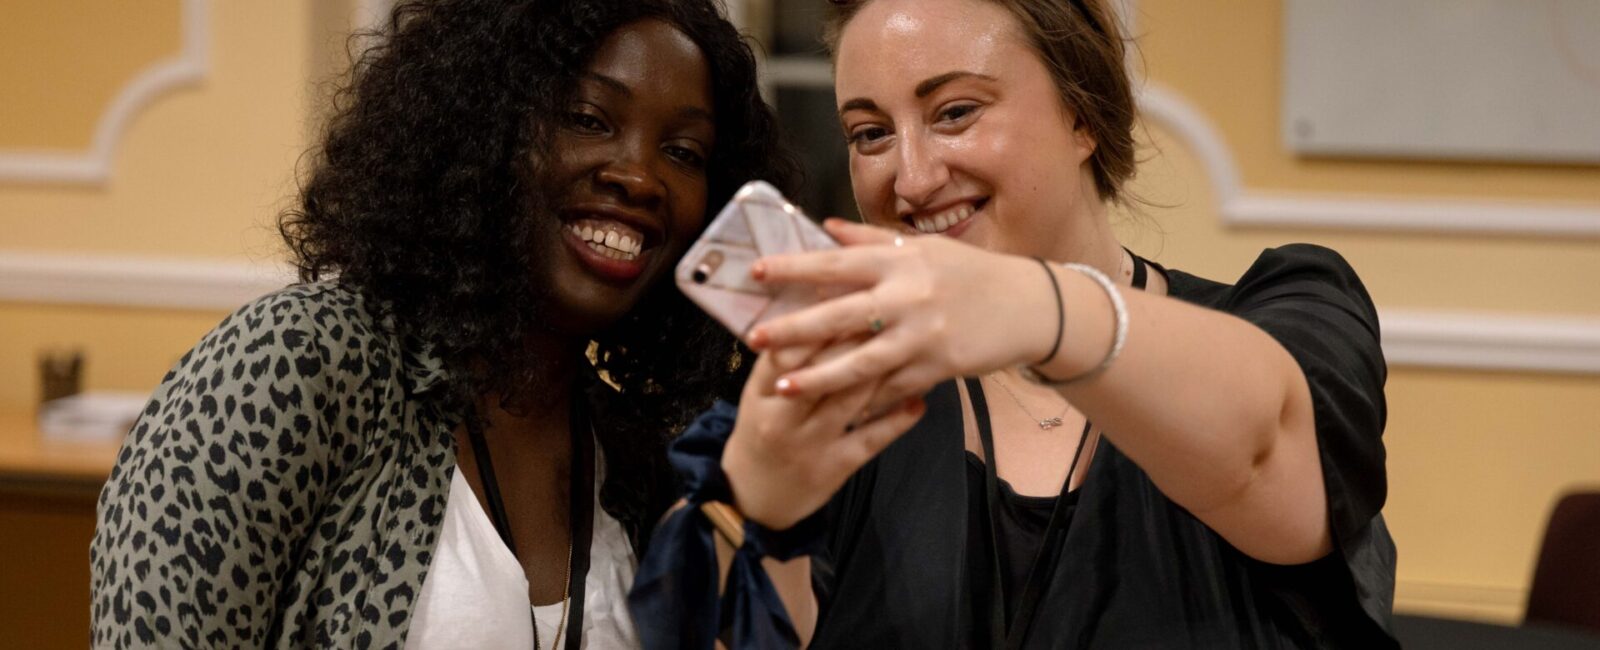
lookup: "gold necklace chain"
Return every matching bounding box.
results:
[534,535,575,650]
[542,536,574,650]
[989,373,1072,430]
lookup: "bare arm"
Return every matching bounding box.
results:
[750,223,1383,565]
[1035,273,1328,564]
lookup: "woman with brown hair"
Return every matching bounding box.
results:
[633,0,1395,647]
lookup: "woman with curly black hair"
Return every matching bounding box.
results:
[89,0,797,647]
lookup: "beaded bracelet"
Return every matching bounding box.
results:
[1019,262,1128,386]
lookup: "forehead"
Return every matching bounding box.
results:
[586,19,712,107]
[835,0,1026,96]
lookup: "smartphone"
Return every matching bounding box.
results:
[676,180,838,343]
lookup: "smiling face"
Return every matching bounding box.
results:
[536,18,714,334]
[834,0,1101,258]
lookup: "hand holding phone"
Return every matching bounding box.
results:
[676,181,838,343]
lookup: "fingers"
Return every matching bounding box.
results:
[751,291,881,351]
[769,342,823,372]
[804,374,882,439]
[742,350,786,399]
[829,396,927,469]
[751,247,888,288]
[857,364,948,417]
[774,331,913,397]
[822,218,905,246]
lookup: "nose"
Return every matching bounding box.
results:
[892,132,949,209]
[595,148,665,207]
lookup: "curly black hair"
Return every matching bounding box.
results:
[279,0,801,545]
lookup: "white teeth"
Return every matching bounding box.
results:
[585,241,638,261]
[911,204,977,234]
[570,220,643,260]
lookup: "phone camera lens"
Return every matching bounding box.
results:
[691,266,710,284]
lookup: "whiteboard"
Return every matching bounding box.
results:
[1282,0,1600,164]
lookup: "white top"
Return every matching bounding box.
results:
[405,448,641,649]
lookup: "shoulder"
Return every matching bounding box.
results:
[189,281,388,367]
[223,280,382,347]
[154,280,408,411]
[1164,244,1376,328]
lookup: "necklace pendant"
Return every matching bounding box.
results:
[1039,417,1063,430]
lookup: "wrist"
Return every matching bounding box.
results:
[1024,263,1123,385]
[720,445,799,531]
[1014,257,1066,368]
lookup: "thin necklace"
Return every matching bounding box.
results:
[539,540,574,650]
[988,372,1072,430]
[467,423,579,650]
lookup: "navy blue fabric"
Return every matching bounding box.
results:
[630,400,822,650]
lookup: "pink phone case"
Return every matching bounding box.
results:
[676,181,838,343]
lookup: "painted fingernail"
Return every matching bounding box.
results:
[748,328,769,349]
[750,261,767,280]
[775,377,795,394]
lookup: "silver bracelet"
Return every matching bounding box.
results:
[1018,262,1128,386]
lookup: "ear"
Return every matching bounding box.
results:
[1072,116,1098,163]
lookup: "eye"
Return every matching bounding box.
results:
[566,108,609,135]
[664,143,707,168]
[845,124,892,153]
[936,102,979,124]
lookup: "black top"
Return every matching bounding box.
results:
[808,245,1396,649]
[965,449,1081,638]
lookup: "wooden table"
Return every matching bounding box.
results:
[0,412,122,493]
[0,411,123,649]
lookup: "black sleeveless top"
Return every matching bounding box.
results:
[807,246,1397,649]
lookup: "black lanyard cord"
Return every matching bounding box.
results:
[969,375,1093,650]
[466,392,595,650]
[974,252,1149,648]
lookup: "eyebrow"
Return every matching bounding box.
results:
[838,97,879,114]
[581,73,713,124]
[580,72,630,96]
[837,70,1000,116]
[915,71,998,98]
[677,106,714,125]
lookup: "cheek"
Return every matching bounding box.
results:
[848,154,898,226]
[670,182,709,246]
[968,118,1062,200]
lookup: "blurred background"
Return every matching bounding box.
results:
[1,0,1597,647]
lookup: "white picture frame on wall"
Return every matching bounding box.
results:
[1283,0,1600,164]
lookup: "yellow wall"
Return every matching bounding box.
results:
[0,1,357,408]
[0,2,181,150]
[0,0,1595,635]
[1125,0,1600,622]
[0,4,348,646]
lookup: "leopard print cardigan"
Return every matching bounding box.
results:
[92,282,462,649]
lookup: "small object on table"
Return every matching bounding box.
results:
[37,391,149,443]
[37,350,83,404]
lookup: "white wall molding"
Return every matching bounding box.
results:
[4,251,1600,375]
[0,252,292,311]
[0,0,210,185]
[1136,83,1600,239]
[1381,309,1600,376]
